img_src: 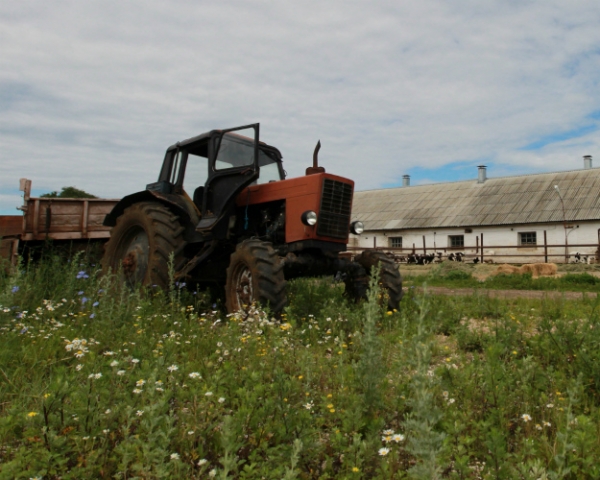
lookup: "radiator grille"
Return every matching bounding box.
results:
[317,179,353,239]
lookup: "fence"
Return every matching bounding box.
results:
[348,241,600,264]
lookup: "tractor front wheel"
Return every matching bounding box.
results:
[225,239,287,314]
[102,202,186,288]
[346,250,403,310]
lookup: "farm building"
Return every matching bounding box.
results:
[350,156,600,264]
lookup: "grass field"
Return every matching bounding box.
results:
[1,253,600,479]
[403,261,600,293]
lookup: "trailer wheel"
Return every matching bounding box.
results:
[225,239,287,314]
[102,202,186,288]
[348,250,403,310]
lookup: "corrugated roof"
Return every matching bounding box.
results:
[352,168,600,230]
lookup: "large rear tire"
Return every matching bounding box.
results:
[102,202,186,288]
[347,250,403,310]
[225,239,287,314]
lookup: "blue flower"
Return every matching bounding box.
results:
[77,271,89,279]
[92,301,99,307]
[11,286,19,293]
[20,327,28,334]
[90,313,95,319]
[77,291,84,296]
[81,297,88,305]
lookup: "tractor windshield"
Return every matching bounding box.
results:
[215,133,283,184]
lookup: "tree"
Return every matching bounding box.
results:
[41,186,98,199]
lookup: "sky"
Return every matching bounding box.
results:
[2,0,600,214]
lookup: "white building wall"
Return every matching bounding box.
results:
[351,221,600,263]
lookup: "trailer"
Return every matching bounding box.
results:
[0,179,119,266]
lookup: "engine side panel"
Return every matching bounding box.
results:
[236,173,354,244]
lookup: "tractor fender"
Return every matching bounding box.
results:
[103,190,195,227]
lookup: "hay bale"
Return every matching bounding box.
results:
[533,263,557,277]
[495,264,520,275]
[519,264,536,275]
[519,263,557,277]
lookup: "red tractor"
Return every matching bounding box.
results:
[102,124,402,313]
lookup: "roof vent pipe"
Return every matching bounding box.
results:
[402,174,410,187]
[584,155,592,169]
[477,165,487,183]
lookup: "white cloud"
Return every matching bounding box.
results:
[1,0,600,214]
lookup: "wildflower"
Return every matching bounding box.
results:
[77,291,84,296]
[81,297,88,305]
[205,391,213,397]
[188,430,195,435]
[92,301,99,307]
[521,414,532,422]
[198,458,208,466]
[103,429,110,434]
[352,467,359,472]
[304,402,314,410]
[104,351,115,356]
[218,397,225,403]
[110,360,119,367]
[117,370,125,376]
[11,286,19,293]
[136,410,144,416]
[156,387,164,392]
[76,271,89,279]
[543,421,551,427]
[136,379,146,387]
[392,434,405,442]
[189,372,201,379]
[76,364,83,371]
[89,313,95,319]
[209,469,217,478]
[167,364,178,372]
[382,429,394,435]
[133,388,143,394]
[88,373,102,380]
[170,453,180,461]
[131,358,140,364]
[105,409,111,414]
[378,448,390,456]
[546,403,554,409]
[27,412,38,418]
[535,424,542,430]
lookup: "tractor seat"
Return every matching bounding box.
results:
[193,186,204,211]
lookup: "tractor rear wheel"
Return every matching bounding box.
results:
[102,202,186,288]
[348,250,403,310]
[225,239,287,314]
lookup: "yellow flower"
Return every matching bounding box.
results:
[352,467,360,472]
[387,311,392,316]
[327,403,334,409]
[329,408,335,413]
[27,412,38,418]
[327,394,333,398]
[298,375,303,379]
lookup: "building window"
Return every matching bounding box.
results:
[389,237,402,248]
[449,235,464,248]
[519,232,537,246]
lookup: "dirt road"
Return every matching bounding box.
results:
[412,286,597,300]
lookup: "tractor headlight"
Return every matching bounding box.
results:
[301,210,318,226]
[350,221,364,235]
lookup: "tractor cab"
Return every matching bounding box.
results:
[150,124,284,230]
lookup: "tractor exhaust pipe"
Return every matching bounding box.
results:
[306,140,326,175]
